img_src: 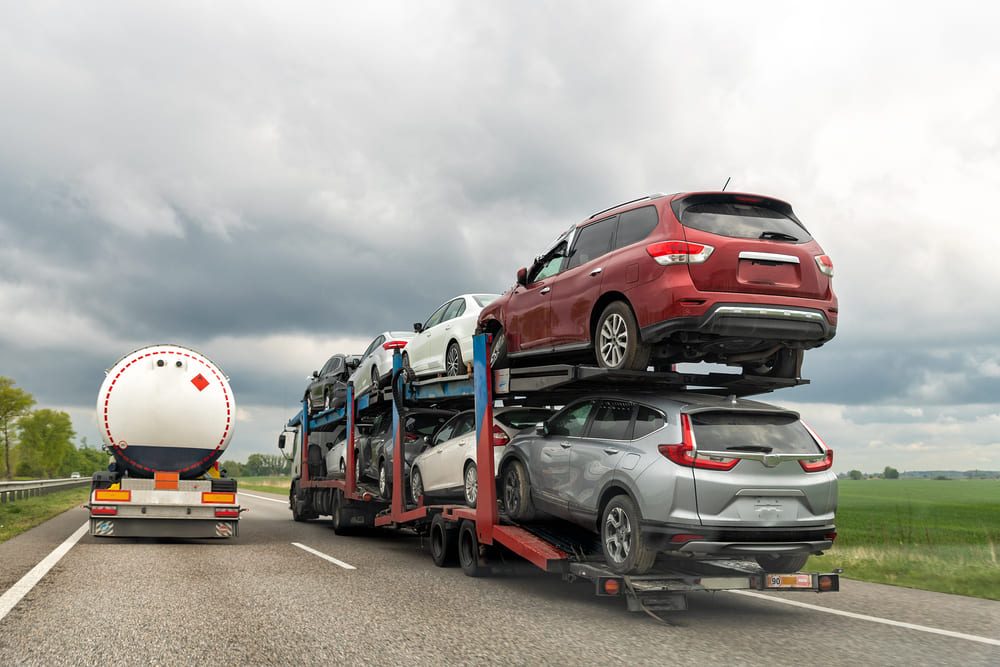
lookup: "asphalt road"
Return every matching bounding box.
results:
[0,491,997,666]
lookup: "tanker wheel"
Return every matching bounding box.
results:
[458,520,490,577]
[430,513,458,567]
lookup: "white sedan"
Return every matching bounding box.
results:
[349,330,415,397]
[409,406,553,507]
[403,294,499,377]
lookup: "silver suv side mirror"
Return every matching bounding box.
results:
[535,422,548,436]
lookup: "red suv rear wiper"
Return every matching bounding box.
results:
[758,231,799,242]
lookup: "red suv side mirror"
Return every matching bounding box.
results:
[516,267,528,286]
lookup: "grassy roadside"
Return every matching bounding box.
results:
[807,479,1000,600]
[237,476,291,496]
[0,487,89,544]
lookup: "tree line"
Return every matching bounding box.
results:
[220,454,290,478]
[0,376,108,479]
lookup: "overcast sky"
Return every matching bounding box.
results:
[1,2,998,473]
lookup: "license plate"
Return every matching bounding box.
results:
[765,573,813,589]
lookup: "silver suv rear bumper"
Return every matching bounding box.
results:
[674,539,833,556]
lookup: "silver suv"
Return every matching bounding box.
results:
[499,391,837,575]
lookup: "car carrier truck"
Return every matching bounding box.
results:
[281,335,840,615]
[87,344,241,538]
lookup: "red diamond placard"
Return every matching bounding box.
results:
[191,374,209,391]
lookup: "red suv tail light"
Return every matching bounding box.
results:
[658,414,739,471]
[800,422,834,472]
[492,425,510,446]
[815,255,834,277]
[646,241,714,266]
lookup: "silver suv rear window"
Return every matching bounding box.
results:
[690,411,820,454]
[682,203,812,242]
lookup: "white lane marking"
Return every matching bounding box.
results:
[240,492,288,504]
[291,542,357,570]
[728,590,1000,647]
[0,522,89,622]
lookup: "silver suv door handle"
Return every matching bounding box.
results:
[603,447,619,455]
[590,267,603,276]
[559,442,571,449]
[540,287,551,294]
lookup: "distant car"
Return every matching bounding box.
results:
[304,353,361,415]
[354,407,457,499]
[350,331,416,397]
[70,472,81,479]
[403,294,500,378]
[499,391,836,575]
[410,406,553,507]
[478,192,837,378]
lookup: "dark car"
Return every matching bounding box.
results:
[499,391,836,575]
[355,407,457,499]
[478,192,837,378]
[304,353,361,415]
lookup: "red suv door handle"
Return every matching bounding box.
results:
[590,267,603,276]
[540,287,551,294]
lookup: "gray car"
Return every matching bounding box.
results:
[499,391,837,575]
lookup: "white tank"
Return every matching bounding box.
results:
[97,344,235,479]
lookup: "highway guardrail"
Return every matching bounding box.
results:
[0,477,90,503]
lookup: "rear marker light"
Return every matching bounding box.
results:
[382,340,408,350]
[201,492,236,504]
[659,414,739,471]
[601,578,622,596]
[91,505,118,516]
[669,533,706,543]
[815,255,834,277]
[819,575,835,592]
[215,508,240,518]
[646,241,714,266]
[492,425,510,446]
[94,489,131,502]
[824,531,837,541]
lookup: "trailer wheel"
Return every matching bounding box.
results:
[601,495,655,575]
[458,520,489,577]
[430,514,458,567]
[755,553,809,573]
[501,459,535,521]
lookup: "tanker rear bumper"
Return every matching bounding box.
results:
[89,517,238,539]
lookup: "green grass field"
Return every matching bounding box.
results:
[237,476,291,496]
[808,479,1000,600]
[0,487,89,543]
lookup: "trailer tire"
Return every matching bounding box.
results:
[430,514,458,567]
[755,553,809,573]
[458,520,489,577]
[601,495,655,575]
[501,459,535,521]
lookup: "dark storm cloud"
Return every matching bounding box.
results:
[2,1,999,469]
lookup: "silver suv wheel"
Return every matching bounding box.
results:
[603,506,632,563]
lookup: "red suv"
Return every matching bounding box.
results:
[478,192,837,378]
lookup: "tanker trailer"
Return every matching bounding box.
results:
[88,344,241,538]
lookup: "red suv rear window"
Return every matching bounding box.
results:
[682,202,812,242]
